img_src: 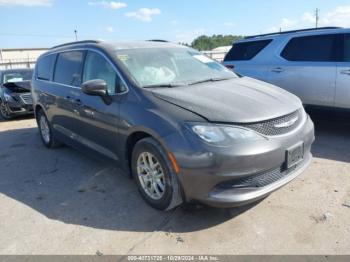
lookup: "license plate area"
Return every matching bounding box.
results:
[286,142,304,169]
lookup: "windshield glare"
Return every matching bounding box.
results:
[3,70,33,83]
[115,47,237,87]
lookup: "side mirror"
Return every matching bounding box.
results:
[81,79,108,96]
[81,79,112,105]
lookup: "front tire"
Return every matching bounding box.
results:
[0,100,13,120]
[131,137,182,211]
[37,109,62,148]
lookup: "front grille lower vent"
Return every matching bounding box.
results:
[219,164,298,189]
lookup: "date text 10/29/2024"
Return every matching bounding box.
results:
[127,255,219,261]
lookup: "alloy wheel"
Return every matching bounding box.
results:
[40,115,50,144]
[136,152,166,200]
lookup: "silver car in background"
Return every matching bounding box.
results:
[223,27,350,109]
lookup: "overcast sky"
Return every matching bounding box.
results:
[1,0,350,48]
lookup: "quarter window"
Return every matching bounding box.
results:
[281,34,338,62]
[37,54,56,81]
[224,40,272,61]
[83,51,125,94]
[54,51,84,86]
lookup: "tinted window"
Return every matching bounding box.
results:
[83,51,125,94]
[281,34,337,62]
[54,51,84,86]
[343,34,350,62]
[224,40,272,61]
[37,54,56,81]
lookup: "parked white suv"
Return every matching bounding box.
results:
[223,27,350,109]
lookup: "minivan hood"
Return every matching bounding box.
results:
[152,77,302,123]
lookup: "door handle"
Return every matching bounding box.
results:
[340,69,350,75]
[66,96,83,106]
[65,96,77,103]
[74,99,83,106]
[271,67,285,73]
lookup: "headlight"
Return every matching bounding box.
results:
[189,123,266,145]
[192,125,225,143]
[3,93,13,102]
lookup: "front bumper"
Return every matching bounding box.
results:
[5,93,33,115]
[203,152,312,208]
[164,115,315,208]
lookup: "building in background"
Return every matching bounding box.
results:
[0,48,48,70]
[202,46,231,62]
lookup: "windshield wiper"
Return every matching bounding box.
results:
[188,77,233,86]
[142,77,233,88]
[142,83,184,88]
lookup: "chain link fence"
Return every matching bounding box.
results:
[0,58,36,70]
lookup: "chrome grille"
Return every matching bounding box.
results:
[240,109,303,136]
[20,93,33,105]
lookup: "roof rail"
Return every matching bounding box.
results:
[244,27,342,39]
[147,39,169,42]
[50,40,101,50]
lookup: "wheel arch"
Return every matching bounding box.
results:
[124,127,173,176]
[34,104,44,116]
[34,104,45,124]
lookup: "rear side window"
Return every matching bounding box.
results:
[37,54,56,81]
[224,39,272,61]
[281,34,338,62]
[343,34,350,62]
[54,51,84,86]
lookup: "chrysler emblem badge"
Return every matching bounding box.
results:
[274,117,298,128]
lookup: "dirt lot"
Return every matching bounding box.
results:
[0,110,349,255]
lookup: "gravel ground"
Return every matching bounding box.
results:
[0,109,349,255]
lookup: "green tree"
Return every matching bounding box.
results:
[191,34,243,51]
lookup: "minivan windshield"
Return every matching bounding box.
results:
[115,47,237,87]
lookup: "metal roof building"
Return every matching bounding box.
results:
[0,48,48,70]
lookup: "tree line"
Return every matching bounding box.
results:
[186,34,244,51]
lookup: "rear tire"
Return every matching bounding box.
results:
[36,109,62,148]
[131,137,183,211]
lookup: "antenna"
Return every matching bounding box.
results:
[74,30,78,41]
[315,8,320,28]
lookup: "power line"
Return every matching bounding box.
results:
[0,32,97,38]
[0,33,74,38]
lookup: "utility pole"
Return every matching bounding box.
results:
[74,30,78,41]
[315,8,319,28]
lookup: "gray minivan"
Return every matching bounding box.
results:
[224,27,350,109]
[32,40,314,210]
